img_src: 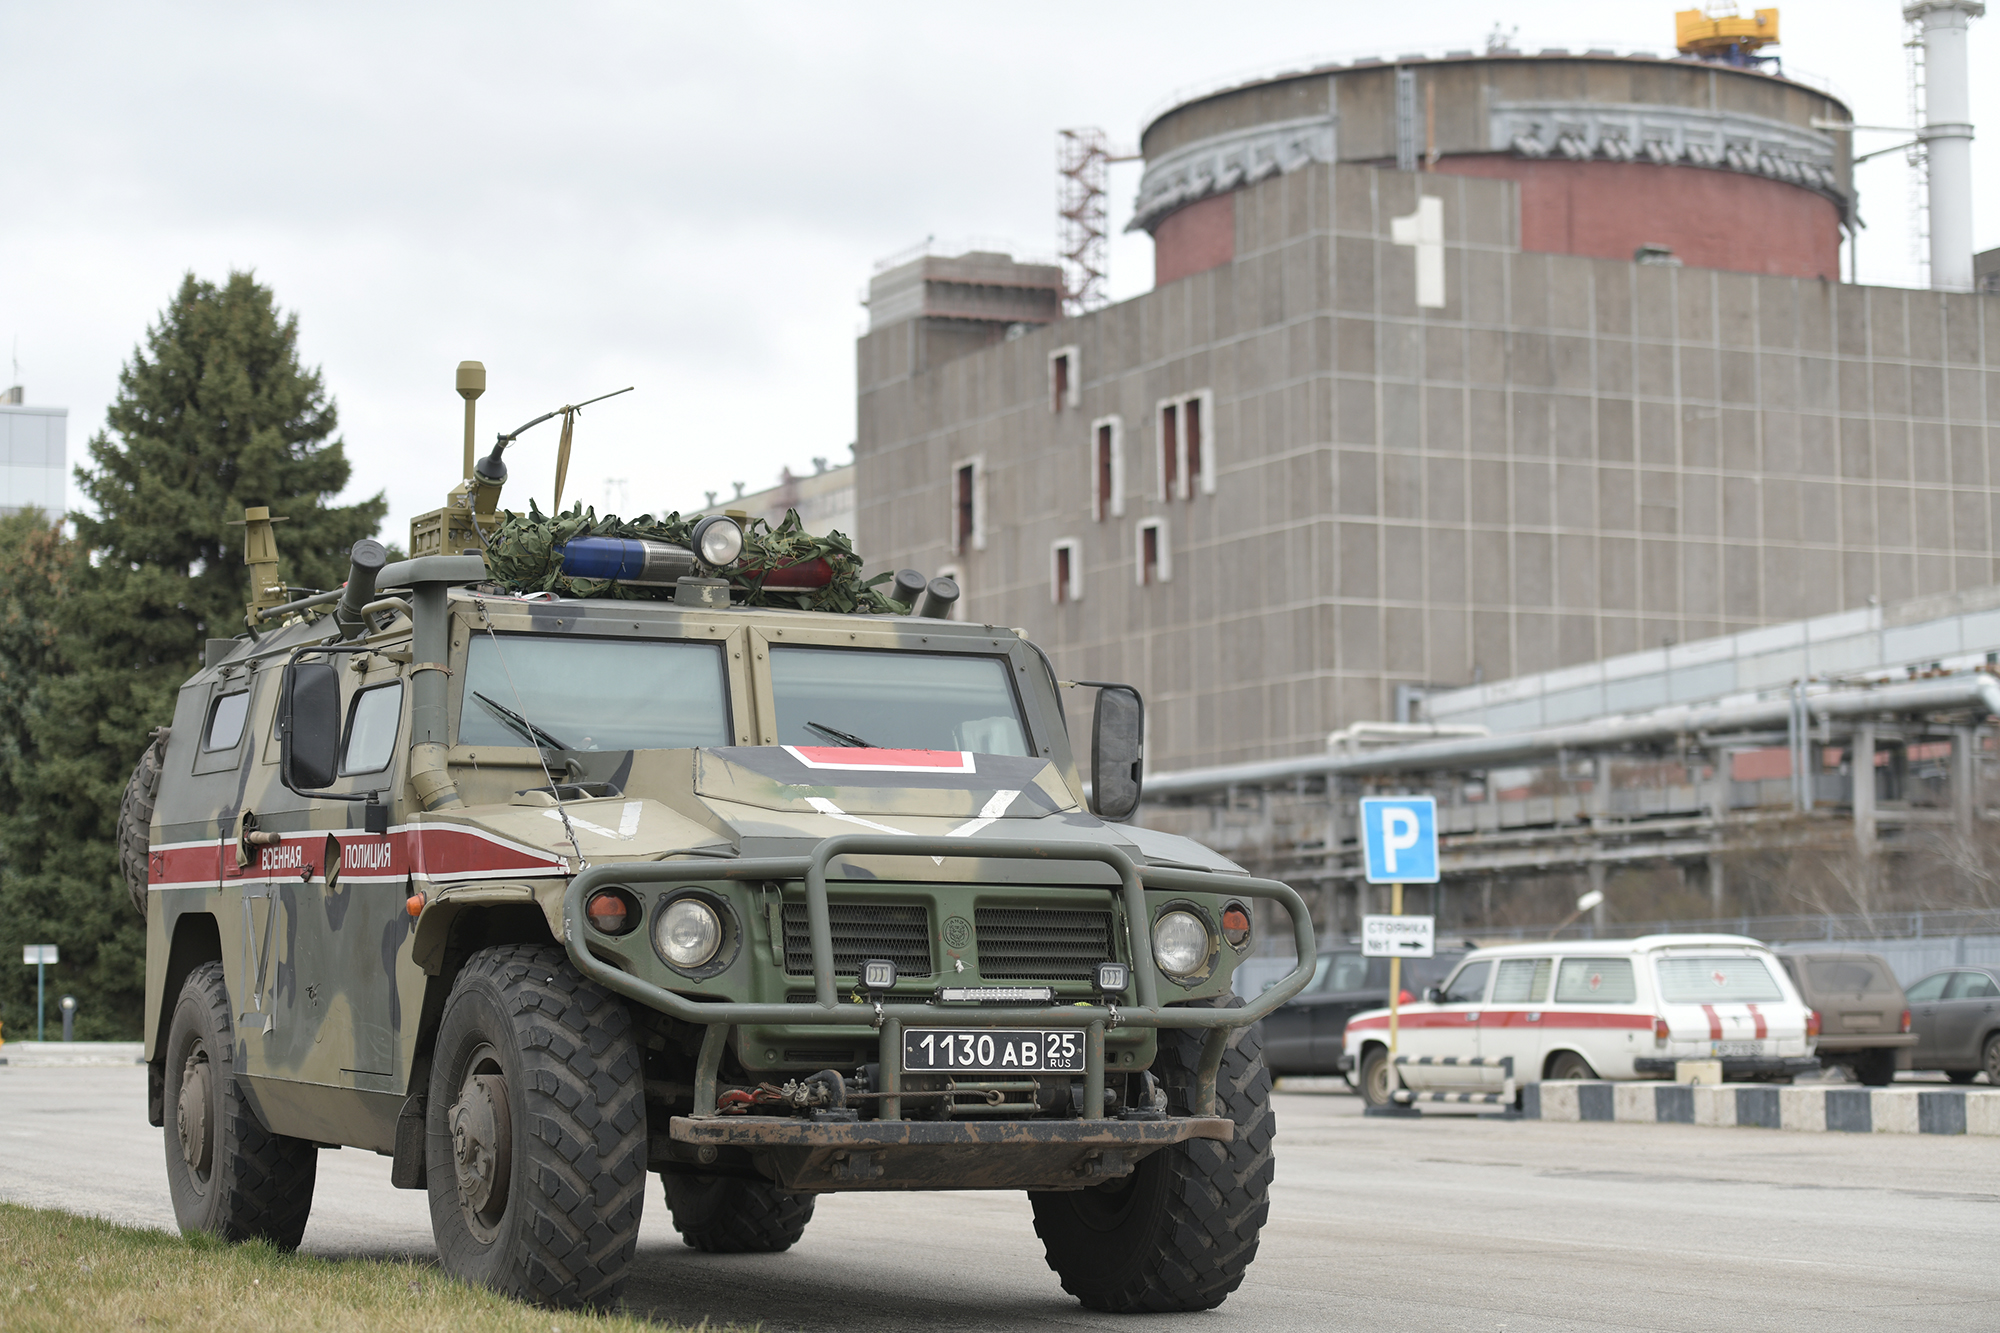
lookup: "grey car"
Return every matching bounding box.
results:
[1262,948,1468,1078]
[1903,965,2000,1084]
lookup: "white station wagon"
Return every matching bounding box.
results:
[1342,935,1822,1107]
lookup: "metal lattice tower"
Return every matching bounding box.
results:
[1057,129,1112,314]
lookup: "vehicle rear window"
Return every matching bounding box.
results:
[769,647,1029,755]
[1804,958,1899,996]
[1656,956,1785,1004]
[1492,958,1553,1004]
[460,636,730,751]
[1553,958,1637,1004]
[1439,960,1491,1004]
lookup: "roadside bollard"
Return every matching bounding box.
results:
[59,995,75,1042]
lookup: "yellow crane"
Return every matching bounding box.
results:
[1676,5,1780,59]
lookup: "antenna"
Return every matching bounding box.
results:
[1057,128,1139,316]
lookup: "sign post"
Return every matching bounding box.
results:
[1359,798,1439,1100]
[21,946,57,1041]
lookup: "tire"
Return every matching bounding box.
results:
[1984,1035,2000,1086]
[161,960,318,1247]
[1357,1046,1395,1108]
[662,1173,815,1253]
[1028,998,1275,1313]
[1547,1051,1597,1081]
[119,727,171,916]
[425,943,646,1309]
[1946,1068,1978,1084]
[1850,1049,1896,1088]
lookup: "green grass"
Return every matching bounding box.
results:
[0,1202,751,1332]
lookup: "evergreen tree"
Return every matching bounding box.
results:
[0,272,387,1040]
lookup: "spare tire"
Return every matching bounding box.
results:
[119,727,171,916]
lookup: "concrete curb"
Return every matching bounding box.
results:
[0,1042,146,1068]
[1523,1080,2000,1134]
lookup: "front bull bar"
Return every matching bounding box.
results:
[559,834,1316,1118]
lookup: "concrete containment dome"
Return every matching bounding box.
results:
[1134,50,1854,285]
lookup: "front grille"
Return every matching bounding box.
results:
[975,907,1114,981]
[782,902,933,978]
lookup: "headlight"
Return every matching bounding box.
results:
[1153,910,1210,977]
[655,897,722,968]
[691,515,744,567]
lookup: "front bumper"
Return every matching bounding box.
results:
[1634,1055,1822,1080]
[562,832,1318,1118]
[666,1114,1232,1192]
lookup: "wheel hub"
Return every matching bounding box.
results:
[449,1071,512,1225]
[175,1051,213,1176]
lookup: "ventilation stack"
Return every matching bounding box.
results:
[1907,0,1984,291]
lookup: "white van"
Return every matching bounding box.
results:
[1341,935,1821,1107]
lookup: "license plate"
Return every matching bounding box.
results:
[1711,1041,1766,1058]
[902,1028,1085,1074]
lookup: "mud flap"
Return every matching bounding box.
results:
[390,1093,427,1189]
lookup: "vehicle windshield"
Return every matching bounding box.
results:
[458,636,730,751]
[1656,955,1785,1004]
[769,647,1029,755]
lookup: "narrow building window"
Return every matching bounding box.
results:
[1137,518,1170,585]
[1159,390,1216,499]
[1183,396,1202,500]
[1051,539,1082,604]
[1090,415,1124,521]
[1049,346,1078,413]
[950,458,984,554]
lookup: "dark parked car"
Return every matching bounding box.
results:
[1774,949,1915,1086]
[1904,965,2000,1084]
[1263,946,1469,1078]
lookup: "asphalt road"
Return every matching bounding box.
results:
[3,1065,1996,1331]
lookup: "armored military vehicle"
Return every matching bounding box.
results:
[129,365,1314,1311]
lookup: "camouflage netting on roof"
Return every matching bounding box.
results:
[483,501,901,613]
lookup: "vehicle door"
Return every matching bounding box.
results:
[255,665,414,1102]
[1395,958,1490,1090]
[1546,956,1641,1075]
[1309,953,1381,1070]
[1904,972,1951,1064]
[1937,971,2000,1064]
[1480,956,1554,1083]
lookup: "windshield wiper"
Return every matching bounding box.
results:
[805,720,876,748]
[474,691,573,751]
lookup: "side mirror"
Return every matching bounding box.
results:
[279,661,343,792]
[1089,683,1144,821]
[1423,985,1445,1004]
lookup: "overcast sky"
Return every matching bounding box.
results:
[4,2,1994,544]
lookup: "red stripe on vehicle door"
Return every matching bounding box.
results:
[1746,1003,1768,1038]
[1701,1004,1723,1040]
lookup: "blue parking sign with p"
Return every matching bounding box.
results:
[1360,796,1439,884]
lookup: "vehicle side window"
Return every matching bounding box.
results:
[1307,955,1333,992]
[1492,958,1552,1003]
[341,682,404,776]
[1325,954,1371,991]
[1553,958,1637,1004]
[1945,971,1998,1000]
[203,692,249,751]
[1905,973,1950,1003]
[1439,960,1491,1004]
